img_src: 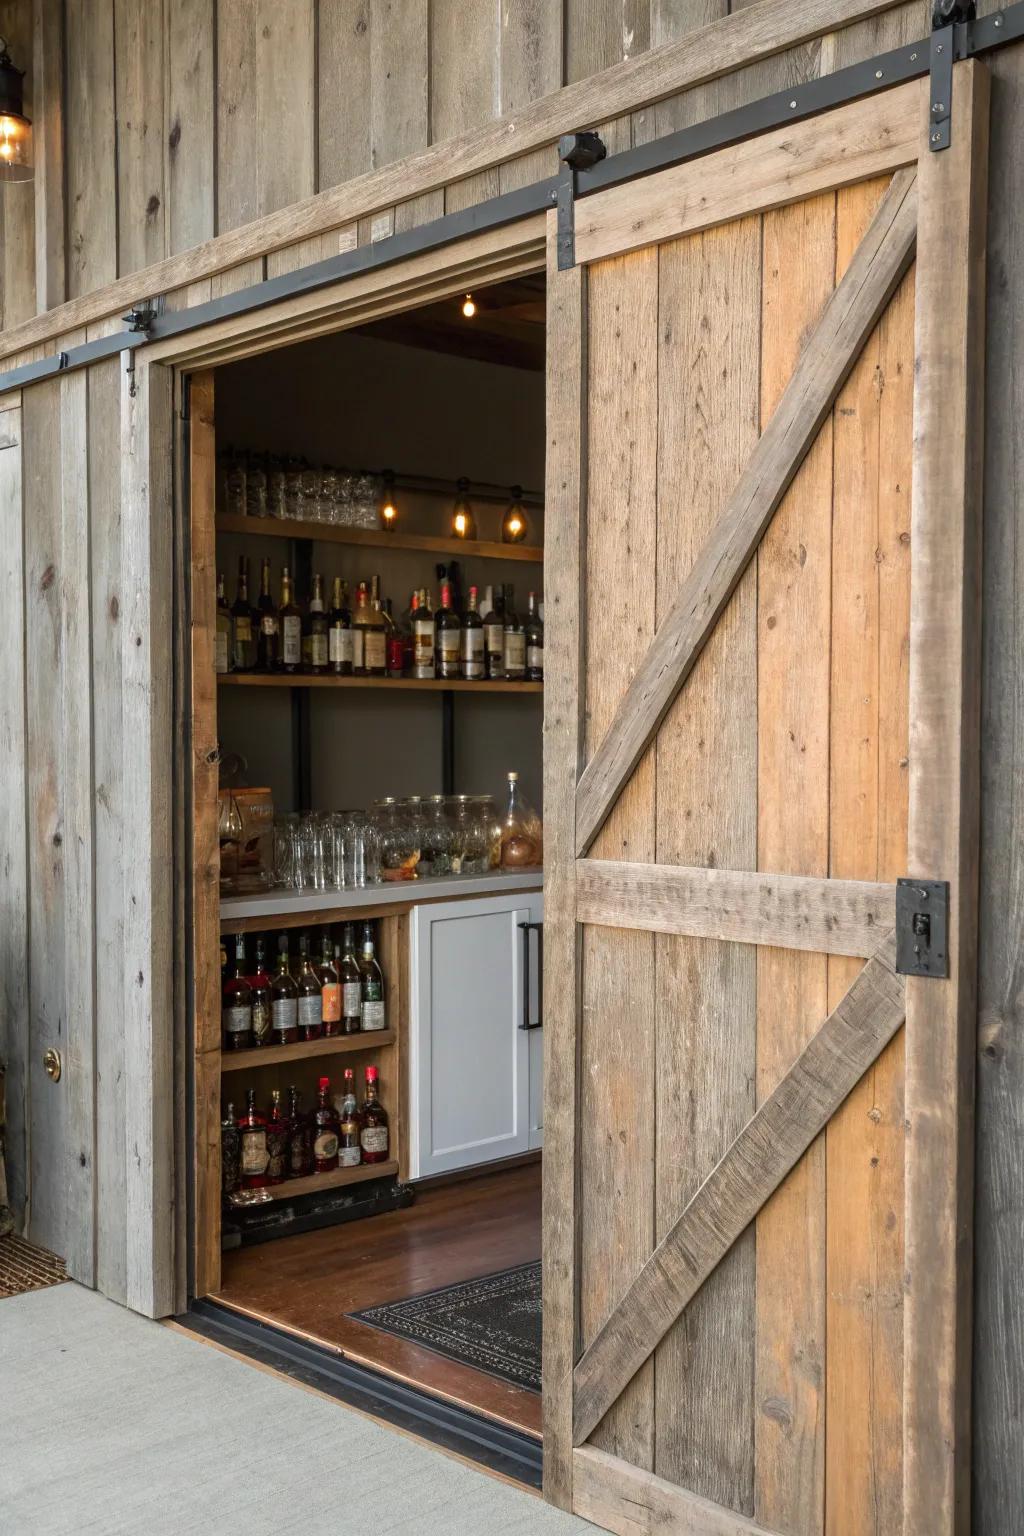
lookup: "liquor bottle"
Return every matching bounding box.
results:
[435,578,461,681]
[482,585,504,680]
[249,935,272,1048]
[339,1068,361,1168]
[303,573,329,674]
[279,565,303,674]
[265,1089,289,1185]
[287,1085,313,1178]
[502,583,526,680]
[319,934,341,1037]
[271,934,299,1044]
[296,934,323,1041]
[340,925,362,1035]
[360,1066,390,1164]
[385,597,405,678]
[313,1076,340,1172]
[231,557,257,671]
[525,591,544,682]
[215,572,231,675]
[412,587,436,680]
[363,575,388,676]
[351,581,375,676]
[329,576,355,675]
[221,1102,240,1196]
[360,921,386,1032]
[222,934,253,1050]
[461,585,485,681]
[256,556,280,671]
[239,1088,270,1189]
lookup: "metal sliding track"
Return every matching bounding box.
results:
[1,0,1022,391]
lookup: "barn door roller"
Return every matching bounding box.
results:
[556,131,607,270]
[929,0,976,150]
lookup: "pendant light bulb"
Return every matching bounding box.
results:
[462,293,476,318]
[379,470,398,531]
[502,485,529,544]
[451,478,477,540]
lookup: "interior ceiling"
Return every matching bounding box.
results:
[351,274,546,373]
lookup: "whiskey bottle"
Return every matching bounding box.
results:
[304,573,329,674]
[271,934,299,1044]
[231,557,257,672]
[329,576,354,676]
[351,581,374,676]
[222,934,253,1050]
[319,934,341,1037]
[525,591,544,682]
[239,1088,270,1189]
[279,566,303,674]
[502,584,526,680]
[256,556,280,671]
[340,924,362,1035]
[483,585,505,680]
[215,572,231,675]
[360,1066,390,1164]
[362,575,388,676]
[249,935,272,1048]
[412,588,436,680]
[265,1088,289,1185]
[221,1102,240,1196]
[360,922,386,1032]
[461,586,485,681]
[287,1085,313,1178]
[313,1076,340,1172]
[296,934,323,1041]
[435,578,461,681]
[339,1068,361,1168]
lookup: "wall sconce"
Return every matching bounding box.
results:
[0,38,32,183]
[502,485,529,544]
[451,478,477,540]
[379,470,398,531]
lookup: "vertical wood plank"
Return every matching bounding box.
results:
[904,60,989,1535]
[369,0,436,233]
[115,0,166,276]
[432,0,500,213]
[121,356,176,1318]
[0,398,28,1227]
[165,0,215,255]
[565,0,649,83]
[318,0,371,190]
[190,369,221,1301]
[652,215,760,1514]
[498,0,562,195]
[64,0,117,298]
[542,210,586,1510]
[89,357,127,1306]
[579,245,658,1472]
[754,191,835,1536]
[31,0,64,313]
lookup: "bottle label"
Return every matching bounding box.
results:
[343,980,362,1017]
[505,632,526,674]
[310,633,328,668]
[361,997,386,1032]
[251,997,272,1043]
[461,628,484,662]
[339,1141,361,1168]
[215,632,229,674]
[352,628,365,671]
[298,995,321,1031]
[282,615,302,665]
[439,631,460,665]
[240,1129,268,1175]
[234,616,252,642]
[272,996,297,1031]
[289,1133,308,1175]
[222,1004,250,1035]
[364,630,386,671]
[330,627,353,665]
[261,613,278,636]
[485,620,504,656]
[527,644,543,671]
[314,1131,339,1162]
[266,1130,287,1182]
[361,1125,389,1155]
[321,982,341,1023]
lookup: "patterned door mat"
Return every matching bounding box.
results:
[0,1234,68,1299]
[350,1260,541,1392]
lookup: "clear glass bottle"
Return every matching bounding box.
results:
[500,770,543,868]
[296,933,323,1041]
[359,921,386,1032]
[270,934,298,1044]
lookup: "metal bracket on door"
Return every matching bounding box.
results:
[556,131,607,270]
[518,921,544,1030]
[929,0,976,150]
[895,878,950,977]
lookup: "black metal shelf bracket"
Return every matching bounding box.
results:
[556,130,607,271]
[929,0,977,150]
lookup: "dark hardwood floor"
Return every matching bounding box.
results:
[216,1160,542,1435]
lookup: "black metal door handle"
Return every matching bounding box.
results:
[518,921,544,1030]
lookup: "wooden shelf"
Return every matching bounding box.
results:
[217,673,542,693]
[221,1030,396,1073]
[228,1160,400,1204]
[216,513,543,564]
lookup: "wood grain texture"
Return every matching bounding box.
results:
[574,168,918,856]
[317,0,372,190]
[64,0,117,299]
[574,79,919,268]
[31,0,64,314]
[432,0,500,213]
[540,211,586,1509]
[903,60,989,1536]
[121,358,175,1318]
[572,931,906,1449]
[165,0,215,255]
[115,0,166,277]
[573,1446,783,1536]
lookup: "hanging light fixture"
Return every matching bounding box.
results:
[0,37,32,183]
[502,485,529,544]
[451,478,477,540]
[379,470,398,531]
[461,294,476,318]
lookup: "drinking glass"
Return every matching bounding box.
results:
[346,810,380,887]
[267,457,287,519]
[284,459,304,520]
[273,813,300,888]
[225,452,247,517]
[329,811,349,890]
[245,454,268,518]
[301,463,321,521]
[320,467,340,524]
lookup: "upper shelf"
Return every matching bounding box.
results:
[217,674,542,693]
[215,513,544,564]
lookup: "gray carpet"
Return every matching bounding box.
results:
[0,1283,592,1536]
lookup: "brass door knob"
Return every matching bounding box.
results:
[43,1048,62,1082]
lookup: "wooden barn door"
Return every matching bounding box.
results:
[543,63,987,1536]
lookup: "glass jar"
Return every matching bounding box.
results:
[475,795,502,870]
[452,794,489,875]
[373,797,419,882]
[422,794,454,878]
[402,796,429,876]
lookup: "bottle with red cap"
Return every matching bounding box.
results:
[360,1066,390,1164]
[312,1076,340,1172]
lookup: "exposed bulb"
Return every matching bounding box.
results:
[501,486,529,544]
[379,471,398,530]
[451,478,477,539]
[462,294,476,318]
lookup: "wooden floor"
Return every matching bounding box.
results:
[216,1160,542,1436]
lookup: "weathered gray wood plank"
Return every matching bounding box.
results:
[165,0,215,255]
[64,0,116,298]
[573,1445,784,1536]
[31,0,64,314]
[114,0,166,276]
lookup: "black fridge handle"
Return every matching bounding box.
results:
[518,920,544,1030]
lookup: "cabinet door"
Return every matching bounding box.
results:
[409,896,533,1179]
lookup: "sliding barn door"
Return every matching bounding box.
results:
[543,64,987,1536]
